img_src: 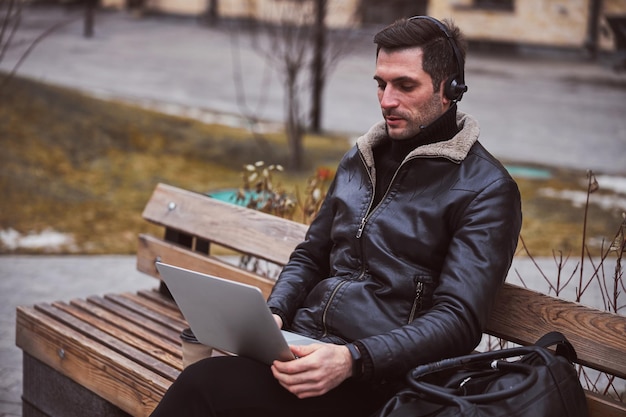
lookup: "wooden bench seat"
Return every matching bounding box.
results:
[16,183,626,417]
[17,290,183,417]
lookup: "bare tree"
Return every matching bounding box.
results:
[207,0,219,25]
[309,0,362,133]
[0,0,22,79]
[233,0,358,170]
[0,2,80,91]
[244,1,314,170]
[309,0,326,133]
[84,0,97,38]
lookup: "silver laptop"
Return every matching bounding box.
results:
[155,262,318,365]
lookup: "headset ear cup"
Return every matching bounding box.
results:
[445,75,467,101]
[444,75,459,101]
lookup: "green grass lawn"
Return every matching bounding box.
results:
[0,74,623,256]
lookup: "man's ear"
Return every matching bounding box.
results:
[440,80,451,106]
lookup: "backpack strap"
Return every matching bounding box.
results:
[535,331,578,362]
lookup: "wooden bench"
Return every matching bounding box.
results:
[16,183,626,417]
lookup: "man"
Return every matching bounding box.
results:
[150,16,522,417]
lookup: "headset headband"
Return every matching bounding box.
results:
[408,16,468,101]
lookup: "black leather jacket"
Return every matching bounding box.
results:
[267,112,522,382]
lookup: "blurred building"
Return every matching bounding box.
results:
[99,0,625,57]
[429,0,624,58]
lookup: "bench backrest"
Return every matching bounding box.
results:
[138,183,306,298]
[138,183,626,417]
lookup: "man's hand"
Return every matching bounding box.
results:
[271,344,353,399]
[272,314,283,329]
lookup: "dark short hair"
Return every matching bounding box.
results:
[373,17,467,93]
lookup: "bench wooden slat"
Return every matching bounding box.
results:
[137,233,276,298]
[141,183,307,265]
[105,293,186,331]
[136,289,183,314]
[65,299,183,362]
[488,284,626,379]
[87,295,183,344]
[16,305,173,417]
[34,303,181,380]
[585,391,626,417]
[118,292,186,323]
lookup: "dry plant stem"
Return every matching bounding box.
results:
[584,241,611,311]
[578,170,599,301]
[517,235,560,295]
[514,173,625,400]
[555,249,578,296]
[612,215,626,314]
[579,221,626,313]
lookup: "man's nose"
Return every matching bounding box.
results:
[379,87,399,109]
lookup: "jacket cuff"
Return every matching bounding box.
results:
[269,307,289,329]
[354,340,374,381]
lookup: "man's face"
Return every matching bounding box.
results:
[374,47,449,140]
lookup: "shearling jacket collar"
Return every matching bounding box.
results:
[356,111,480,169]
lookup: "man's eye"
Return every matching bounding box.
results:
[377,83,386,90]
[401,84,415,92]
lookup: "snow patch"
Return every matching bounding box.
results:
[595,175,626,195]
[538,188,626,211]
[538,175,626,211]
[0,228,76,251]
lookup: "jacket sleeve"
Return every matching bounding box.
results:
[358,176,522,381]
[266,178,337,325]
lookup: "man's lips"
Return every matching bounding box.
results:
[385,115,404,126]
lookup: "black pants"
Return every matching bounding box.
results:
[149,356,391,417]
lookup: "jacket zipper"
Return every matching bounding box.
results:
[321,280,347,338]
[408,281,424,323]
[356,152,375,239]
[356,153,421,239]
[321,268,370,337]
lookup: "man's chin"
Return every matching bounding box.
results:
[385,124,412,140]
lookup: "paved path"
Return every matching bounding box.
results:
[1,6,626,416]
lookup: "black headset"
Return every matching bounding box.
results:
[408,16,468,102]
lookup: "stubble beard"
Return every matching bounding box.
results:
[384,92,445,140]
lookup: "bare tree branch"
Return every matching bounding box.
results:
[0,6,81,92]
[0,0,21,64]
